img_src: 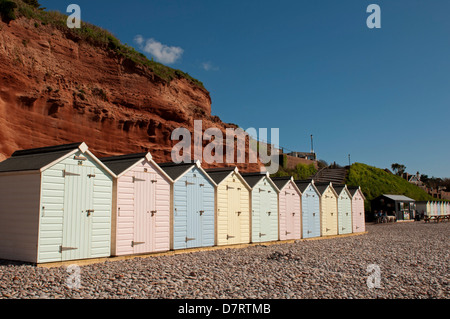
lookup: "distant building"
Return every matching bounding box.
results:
[286,151,317,161]
[428,187,450,200]
[371,194,416,221]
[402,171,424,187]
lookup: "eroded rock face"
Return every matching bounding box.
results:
[0,18,261,171]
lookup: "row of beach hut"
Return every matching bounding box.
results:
[0,143,366,264]
[416,201,450,217]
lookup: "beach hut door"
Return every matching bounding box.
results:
[186,175,201,248]
[285,191,294,238]
[227,180,240,243]
[133,172,157,253]
[61,165,94,261]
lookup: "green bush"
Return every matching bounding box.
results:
[22,0,40,8]
[0,0,18,21]
[295,163,317,180]
[271,163,317,181]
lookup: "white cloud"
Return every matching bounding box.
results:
[134,35,183,64]
[201,61,219,71]
[134,35,144,46]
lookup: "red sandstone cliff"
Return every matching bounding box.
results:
[0,14,260,171]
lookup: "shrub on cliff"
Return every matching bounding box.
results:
[0,0,18,22]
[22,0,39,8]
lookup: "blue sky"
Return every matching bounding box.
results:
[41,0,450,177]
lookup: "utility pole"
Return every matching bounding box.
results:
[348,154,351,167]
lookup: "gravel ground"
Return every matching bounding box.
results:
[0,222,448,299]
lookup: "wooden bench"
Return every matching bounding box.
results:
[424,215,440,223]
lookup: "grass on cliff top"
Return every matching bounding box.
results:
[4,0,205,89]
[345,162,435,203]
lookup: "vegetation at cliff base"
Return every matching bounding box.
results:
[271,162,318,181]
[1,0,205,89]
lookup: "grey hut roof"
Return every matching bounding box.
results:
[205,167,236,184]
[158,162,196,180]
[314,182,331,195]
[100,153,148,175]
[241,172,266,188]
[0,142,84,173]
[270,176,291,190]
[294,180,313,193]
[382,194,415,202]
[332,184,346,195]
[347,186,360,196]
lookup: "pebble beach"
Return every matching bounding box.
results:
[0,222,448,299]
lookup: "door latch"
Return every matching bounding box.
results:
[132,241,145,247]
[199,210,205,216]
[60,246,78,252]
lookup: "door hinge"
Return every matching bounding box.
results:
[185,237,196,242]
[60,246,78,252]
[150,210,157,216]
[151,180,157,183]
[88,174,96,178]
[227,185,235,190]
[286,231,291,235]
[133,176,146,182]
[267,211,271,216]
[259,233,266,237]
[236,211,242,216]
[185,181,195,186]
[326,228,330,232]
[199,210,205,216]
[63,170,80,177]
[307,230,312,234]
[199,184,204,187]
[227,235,236,240]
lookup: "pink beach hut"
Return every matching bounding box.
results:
[101,152,172,256]
[271,176,302,240]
